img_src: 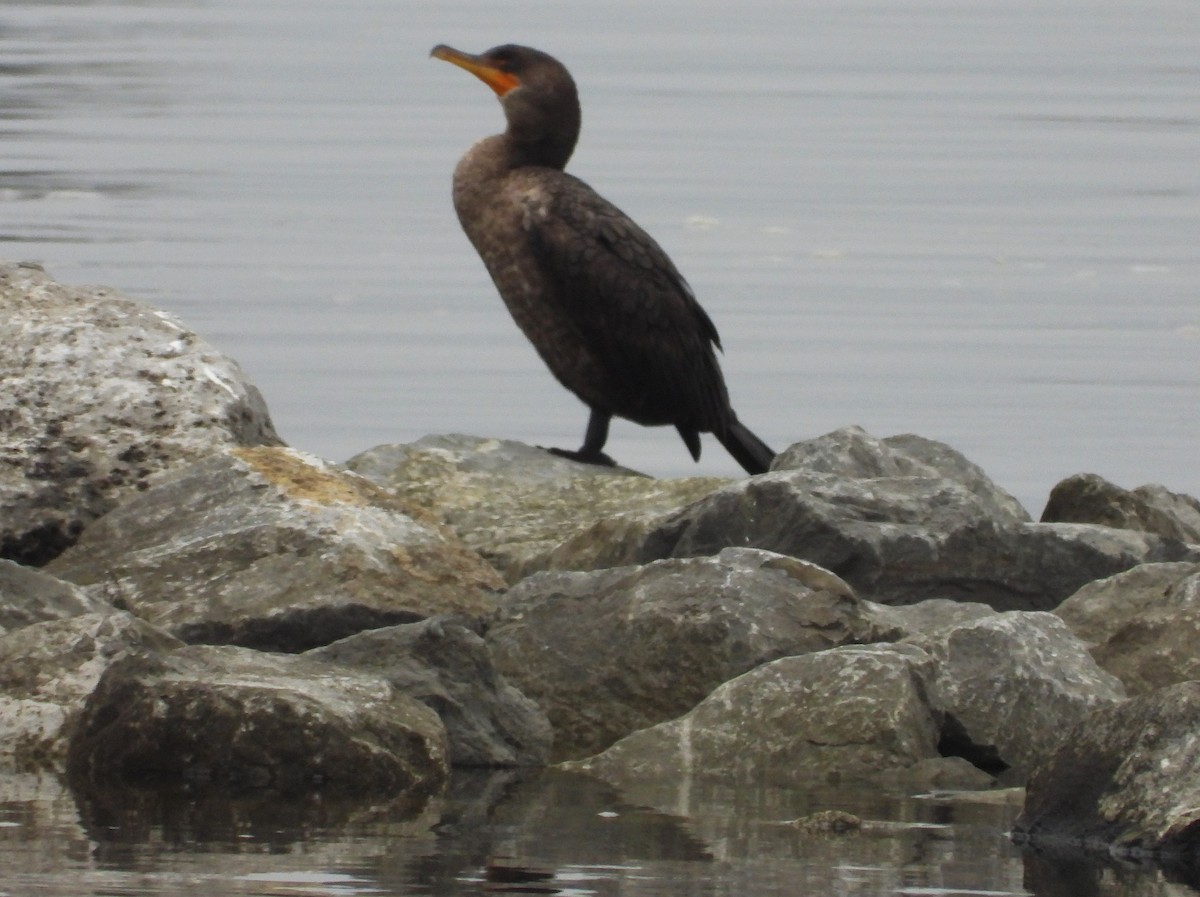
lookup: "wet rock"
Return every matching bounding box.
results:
[346,434,725,583]
[46,446,503,651]
[0,261,280,566]
[627,428,1200,610]
[487,547,890,761]
[1041,473,1200,543]
[0,612,181,770]
[0,559,109,634]
[309,617,551,767]
[1014,681,1200,858]
[1055,562,1200,695]
[67,644,449,796]
[565,644,943,788]
[911,612,1126,778]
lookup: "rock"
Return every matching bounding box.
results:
[0,612,181,770]
[346,434,726,582]
[1055,562,1200,696]
[46,446,503,651]
[866,597,998,640]
[1042,473,1200,543]
[0,261,280,566]
[308,617,551,767]
[488,547,890,761]
[565,644,943,788]
[626,429,1200,610]
[773,426,1032,525]
[911,612,1126,779]
[1014,681,1200,858]
[0,559,109,635]
[67,644,449,796]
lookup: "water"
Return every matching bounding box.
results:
[1,2,1198,892]
[0,768,1159,897]
[2,0,1197,515]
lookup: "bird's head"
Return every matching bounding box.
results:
[432,43,581,169]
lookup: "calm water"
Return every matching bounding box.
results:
[1,3,1198,892]
[2,0,1197,514]
[5,767,1191,897]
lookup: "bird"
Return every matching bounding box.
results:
[430,43,776,475]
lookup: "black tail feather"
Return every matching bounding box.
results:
[716,419,776,475]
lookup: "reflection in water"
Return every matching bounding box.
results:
[6,766,1195,896]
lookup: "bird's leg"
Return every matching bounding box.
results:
[545,409,617,467]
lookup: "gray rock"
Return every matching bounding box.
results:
[347,434,726,583]
[1042,473,1200,543]
[67,644,449,796]
[912,612,1127,779]
[866,597,998,640]
[46,447,504,651]
[0,611,181,770]
[0,559,109,635]
[0,261,280,565]
[773,426,1031,525]
[1055,562,1200,696]
[565,644,943,788]
[632,435,1199,610]
[308,617,552,767]
[487,547,890,761]
[1014,681,1200,858]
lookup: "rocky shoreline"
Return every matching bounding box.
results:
[3,261,1200,865]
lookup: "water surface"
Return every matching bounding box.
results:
[5,768,1188,897]
[2,0,1197,512]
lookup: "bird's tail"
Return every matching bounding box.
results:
[717,419,776,475]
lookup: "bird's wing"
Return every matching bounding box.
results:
[520,172,730,427]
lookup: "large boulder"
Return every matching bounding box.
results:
[1014,681,1200,859]
[911,612,1126,778]
[346,434,725,583]
[1041,473,1200,543]
[0,559,108,635]
[0,612,181,770]
[487,547,892,761]
[308,617,552,767]
[46,447,504,651]
[67,644,449,796]
[1055,562,1200,695]
[0,261,280,565]
[623,428,1200,610]
[566,644,946,788]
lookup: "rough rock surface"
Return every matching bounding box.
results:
[347,434,725,582]
[1055,562,1200,695]
[911,612,1127,778]
[0,559,109,635]
[623,428,1200,610]
[0,612,181,769]
[67,644,449,796]
[0,261,281,566]
[566,644,944,788]
[1042,473,1200,543]
[1014,681,1200,858]
[46,446,503,651]
[309,617,551,767]
[867,597,997,640]
[487,547,890,761]
[773,427,1032,525]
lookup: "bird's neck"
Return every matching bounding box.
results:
[506,128,576,170]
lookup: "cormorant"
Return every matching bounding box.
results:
[431,43,776,475]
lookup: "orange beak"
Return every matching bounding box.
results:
[431,45,521,97]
